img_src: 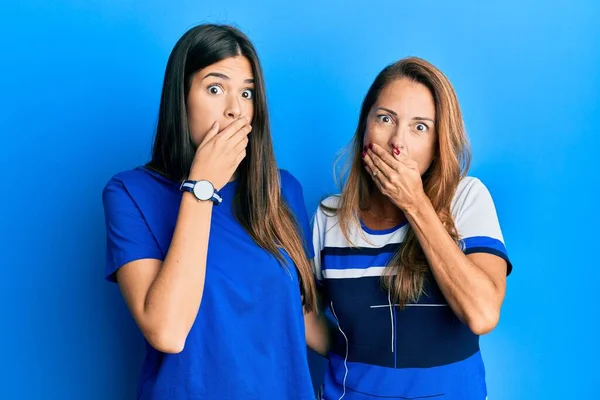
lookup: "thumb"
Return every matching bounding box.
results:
[198,121,220,148]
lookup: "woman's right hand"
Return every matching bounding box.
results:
[188,117,252,189]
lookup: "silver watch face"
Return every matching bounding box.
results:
[192,180,214,201]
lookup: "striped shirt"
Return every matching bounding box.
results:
[312,177,512,400]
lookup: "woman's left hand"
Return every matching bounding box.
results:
[363,143,427,213]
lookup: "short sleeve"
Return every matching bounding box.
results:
[452,177,512,275]
[312,207,323,289]
[102,177,163,282]
[280,170,315,260]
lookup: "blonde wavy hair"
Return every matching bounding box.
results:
[322,57,471,307]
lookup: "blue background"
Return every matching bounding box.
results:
[1,1,597,398]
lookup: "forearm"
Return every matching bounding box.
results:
[306,317,332,357]
[143,192,213,346]
[305,298,333,357]
[405,197,502,334]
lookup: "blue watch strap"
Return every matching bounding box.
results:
[180,181,194,192]
[209,191,223,205]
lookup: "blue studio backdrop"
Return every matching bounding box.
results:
[1,1,598,399]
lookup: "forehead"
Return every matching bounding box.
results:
[200,56,254,80]
[376,78,435,117]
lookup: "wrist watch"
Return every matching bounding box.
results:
[179,179,222,205]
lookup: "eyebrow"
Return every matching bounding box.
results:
[413,117,435,124]
[203,72,254,84]
[376,107,434,123]
[377,107,397,116]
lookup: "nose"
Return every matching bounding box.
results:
[389,125,407,153]
[224,94,242,119]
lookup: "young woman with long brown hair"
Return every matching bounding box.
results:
[102,23,325,399]
[312,57,512,399]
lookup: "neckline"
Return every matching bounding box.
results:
[359,218,408,235]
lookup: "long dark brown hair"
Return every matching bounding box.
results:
[147,24,317,311]
[324,57,471,307]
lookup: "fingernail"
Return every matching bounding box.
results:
[393,148,400,155]
[361,152,366,158]
[368,143,373,150]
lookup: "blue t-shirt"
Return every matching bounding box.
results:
[102,166,315,400]
[312,177,512,400]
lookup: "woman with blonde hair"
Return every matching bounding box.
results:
[312,57,512,399]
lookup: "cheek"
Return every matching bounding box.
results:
[243,101,255,121]
[187,97,217,146]
[412,140,437,175]
[363,121,390,146]
[417,158,433,175]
